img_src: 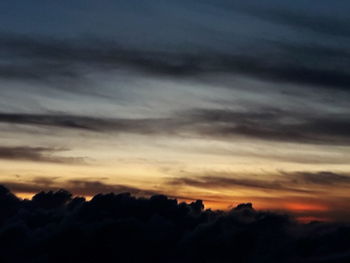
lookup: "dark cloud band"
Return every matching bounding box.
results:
[1,34,350,91]
[1,108,350,146]
[0,146,85,164]
[168,171,350,193]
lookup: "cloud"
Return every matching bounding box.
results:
[186,108,350,145]
[242,5,350,38]
[1,33,350,92]
[1,106,350,146]
[6,112,188,134]
[168,175,314,194]
[288,171,350,186]
[167,170,350,194]
[0,112,186,134]
[3,178,158,197]
[0,146,85,164]
[0,185,350,263]
[0,111,211,140]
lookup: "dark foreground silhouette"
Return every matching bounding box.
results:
[0,185,349,263]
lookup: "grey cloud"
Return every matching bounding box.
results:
[168,175,315,194]
[3,178,158,197]
[187,108,350,145]
[63,180,159,197]
[0,146,85,164]
[289,171,350,186]
[1,107,350,146]
[1,34,350,92]
[243,6,350,38]
[0,112,187,134]
[168,170,350,195]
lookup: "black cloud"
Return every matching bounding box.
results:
[0,185,349,263]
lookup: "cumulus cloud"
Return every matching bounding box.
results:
[0,185,349,263]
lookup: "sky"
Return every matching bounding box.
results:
[1,0,350,222]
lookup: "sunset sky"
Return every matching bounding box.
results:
[1,0,350,222]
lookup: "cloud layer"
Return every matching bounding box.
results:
[1,0,350,237]
[1,107,350,146]
[0,185,350,263]
[0,146,85,164]
[1,33,350,92]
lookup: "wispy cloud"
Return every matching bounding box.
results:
[0,112,187,134]
[1,33,350,92]
[168,171,350,194]
[186,108,350,145]
[286,171,350,186]
[0,146,85,164]
[241,5,350,38]
[167,175,315,194]
[1,107,350,146]
[3,177,158,197]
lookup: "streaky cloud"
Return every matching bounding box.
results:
[186,108,350,145]
[0,146,85,164]
[287,171,350,186]
[0,112,186,133]
[167,175,316,194]
[1,33,350,91]
[3,178,159,198]
[168,170,350,194]
[242,5,350,38]
[1,107,350,146]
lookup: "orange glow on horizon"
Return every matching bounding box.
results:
[284,202,329,212]
[16,192,35,200]
[14,192,334,223]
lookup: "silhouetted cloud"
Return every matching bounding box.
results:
[0,146,85,164]
[0,185,349,263]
